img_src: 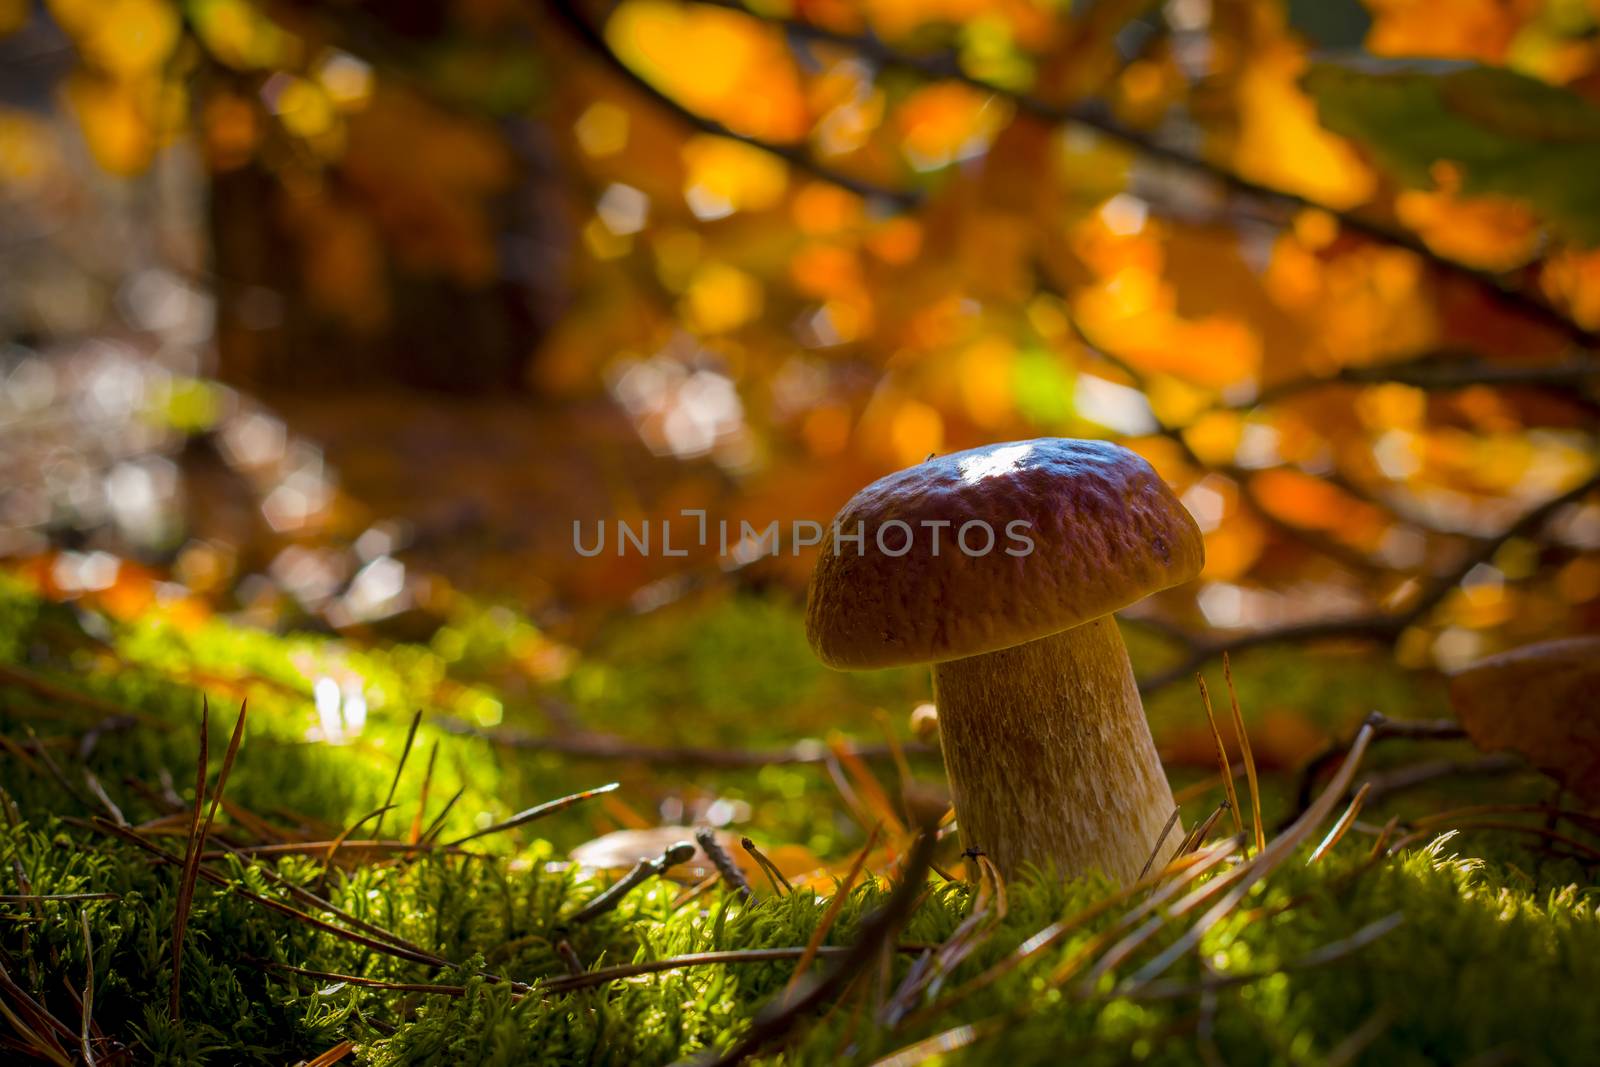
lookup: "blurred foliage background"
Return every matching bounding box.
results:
[7,7,1600,1060]
[2,0,1599,733]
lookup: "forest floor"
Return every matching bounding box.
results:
[1,569,1597,1066]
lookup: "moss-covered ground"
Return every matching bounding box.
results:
[2,573,1597,1065]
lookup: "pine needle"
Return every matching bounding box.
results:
[870,1015,1007,1067]
[299,1039,357,1067]
[95,819,461,972]
[1222,653,1265,853]
[1181,801,1232,858]
[1369,815,1401,859]
[900,839,1236,1032]
[372,709,422,841]
[1196,673,1244,841]
[169,697,210,1020]
[78,910,95,1067]
[787,825,881,994]
[1121,714,1381,991]
[418,786,466,845]
[827,734,906,837]
[0,959,74,1067]
[873,708,915,822]
[445,782,619,847]
[1137,807,1184,880]
[407,740,439,845]
[321,804,399,870]
[1309,782,1371,864]
[169,699,248,1022]
[533,944,929,996]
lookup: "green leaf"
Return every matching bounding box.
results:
[1012,347,1075,428]
[1303,61,1600,244]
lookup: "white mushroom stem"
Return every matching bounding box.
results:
[932,615,1181,884]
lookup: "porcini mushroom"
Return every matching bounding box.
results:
[806,438,1203,883]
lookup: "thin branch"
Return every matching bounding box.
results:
[1357,754,1523,807]
[1138,468,1600,694]
[694,827,752,900]
[544,0,918,208]
[437,718,935,767]
[1245,349,1600,408]
[565,840,697,924]
[694,0,1598,347]
[1290,715,1466,825]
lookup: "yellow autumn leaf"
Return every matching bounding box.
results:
[683,262,763,333]
[607,0,809,141]
[73,0,181,77]
[681,134,787,214]
[1234,39,1375,210]
[65,73,153,175]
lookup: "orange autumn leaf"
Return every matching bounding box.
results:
[1394,187,1540,272]
[895,82,1010,170]
[1202,512,1266,582]
[606,0,809,142]
[1542,246,1600,329]
[1250,468,1383,536]
[1449,636,1600,803]
[1132,317,1262,390]
[1365,0,1527,63]
[789,242,864,299]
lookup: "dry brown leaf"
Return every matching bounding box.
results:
[1449,636,1600,803]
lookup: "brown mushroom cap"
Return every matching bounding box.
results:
[806,438,1203,669]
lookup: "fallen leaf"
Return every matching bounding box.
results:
[1448,636,1600,803]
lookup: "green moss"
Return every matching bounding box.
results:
[2,579,1598,1065]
